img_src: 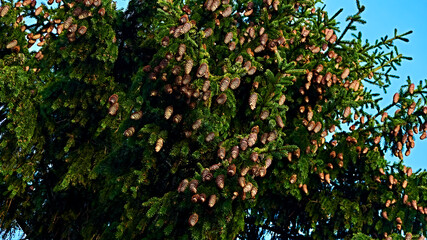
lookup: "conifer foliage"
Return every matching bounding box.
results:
[1,0,427,239]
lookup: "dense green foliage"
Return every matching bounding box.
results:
[1,0,427,239]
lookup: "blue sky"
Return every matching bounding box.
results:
[322,0,427,171]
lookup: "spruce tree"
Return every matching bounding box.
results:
[1,0,426,239]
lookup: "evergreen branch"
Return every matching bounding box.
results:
[336,5,365,45]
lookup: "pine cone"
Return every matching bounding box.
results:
[289,174,297,184]
[250,152,259,162]
[177,179,189,193]
[220,77,230,91]
[240,138,248,151]
[108,102,119,116]
[208,195,217,207]
[216,174,225,189]
[260,110,269,120]
[217,147,226,159]
[178,43,186,56]
[227,164,236,176]
[393,93,400,104]
[216,93,227,104]
[248,133,257,147]
[238,177,245,188]
[188,213,199,227]
[243,182,253,193]
[164,106,173,120]
[6,40,17,49]
[155,138,164,152]
[230,77,241,89]
[249,93,258,110]
[199,193,207,203]
[202,169,213,182]
[130,111,143,120]
[185,59,194,74]
[231,146,239,159]
[189,180,199,193]
[224,32,233,44]
[123,127,135,137]
[341,68,350,79]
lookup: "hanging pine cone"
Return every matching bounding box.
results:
[402,180,408,188]
[208,195,217,207]
[250,187,258,198]
[204,28,213,37]
[227,164,236,176]
[276,115,284,128]
[155,138,164,152]
[98,8,105,16]
[250,152,259,162]
[216,174,225,189]
[188,213,199,227]
[238,176,246,188]
[161,36,170,46]
[197,63,209,78]
[222,6,232,17]
[178,43,186,56]
[192,119,202,130]
[185,59,194,74]
[230,77,241,90]
[177,179,189,192]
[408,102,416,115]
[191,194,199,203]
[393,93,400,104]
[289,174,297,184]
[313,122,322,133]
[241,167,250,176]
[325,173,331,184]
[78,26,87,35]
[407,167,413,177]
[6,40,17,49]
[259,167,267,177]
[260,33,268,46]
[260,110,269,120]
[220,77,230,91]
[108,102,119,115]
[382,211,388,220]
[408,83,415,94]
[265,156,272,168]
[229,42,236,51]
[224,32,233,44]
[341,68,350,79]
[248,133,257,147]
[205,132,215,142]
[243,182,253,193]
[0,5,10,17]
[173,114,183,123]
[240,138,248,151]
[343,106,351,118]
[247,66,257,75]
[123,127,135,137]
[202,169,213,181]
[302,184,308,194]
[217,147,226,159]
[199,193,207,203]
[254,45,265,53]
[231,145,239,159]
[249,93,258,110]
[216,93,227,104]
[130,111,143,120]
[164,106,173,119]
[189,179,199,193]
